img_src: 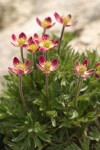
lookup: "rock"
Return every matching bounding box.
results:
[0,0,100,76]
[0,0,35,30]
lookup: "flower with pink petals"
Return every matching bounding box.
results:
[37,56,58,74]
[54,12,77,27]
[35,34,59,52]
[95,62,100,78]
[75,59,95,78]
[8,57,33,75]
[11,32,28,47]
[36,17,55,29]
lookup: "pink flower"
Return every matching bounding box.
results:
[37,55,59,74]
[35,34,59,52]
[11,32,28,47]
[26,39,39,53]
[54,12,77,27]
[95,62,100,78]
[8,57,33,75]
[36,17,55,29]
[75,59,95,78]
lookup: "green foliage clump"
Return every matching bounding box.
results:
[0,33,100,150]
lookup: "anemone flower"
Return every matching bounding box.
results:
[75,59,95,78]
[11,32,28,48]
[26,39,39,67]
[26,40,39,54]
[74,59,95,107]
[35,34,59,53]
[11,32,29,63]
[37,55,59,99]
[37,55,58,74]
[8,57,33,75]
[8,57,33,112]
[36,17,55,34]
[54,12,77,55]
[54,12,77,27]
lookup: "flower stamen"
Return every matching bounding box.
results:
[17,37,27,46]
[44,62,51,72]
[41,21,51,28]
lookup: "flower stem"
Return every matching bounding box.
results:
[58,25,65,55]
[46,74,49,99]
[74,76,82,108]
[18,75,28,112]
[32,53,36,68]
[45,51,48,60]
[43,28,46,35]
[20,47,24,63]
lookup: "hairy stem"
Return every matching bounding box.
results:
[58,25,65,55]
[43,28,46,35]
[45,51,48,60]
[46,74,49,99]
[20,47,24,63]
[18,75,28,112]
[74,76,82,107]
[32,53,36,68]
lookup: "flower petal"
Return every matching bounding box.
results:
[25,59,30,68]
[8,67,16,74]
[53,40,59,46]
[54,12,62,23]
[87,69,95,75]
[42,34,49,40]
[12,34,17,41]
[75,60,79,67]
[13,57,20,66]
[35,40,40,45]
[26,68,33,74]
[34,33,39,39]
[19,32,26,39]
[36,18,41,26]
[37,64,44,71]
[39,47,47,52]
[16,69,24,75]
[28,37,33,44]
[81,75,89,78]
[45,17,51,23]
[51,59,58,66]
[39,55,46,67]
[82,59,89,67]
[50,59,58,71]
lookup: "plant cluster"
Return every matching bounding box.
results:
[0,12,100,150]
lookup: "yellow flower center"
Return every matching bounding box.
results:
[29,44,39,52]
[17,37,27,46]
[44,62,51,71]
[77,64,87,75]
[62,15,71,25]
[15,63,26,71]
[41,21,51,28]
[43,40,52,48]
